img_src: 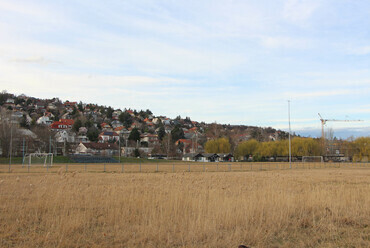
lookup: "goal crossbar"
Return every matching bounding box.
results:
[24,153,54,167]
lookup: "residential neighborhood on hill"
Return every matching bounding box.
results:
[1,91,368,162]
[0,91,291,160]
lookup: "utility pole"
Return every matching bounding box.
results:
[288,100,292,169]
[49,135,51,154]
[195,132,198,153]
[125,139,128,157]
[119,137,121,163]
[9,120,13,172]
[167,133,171,159]
[22,137,25,167]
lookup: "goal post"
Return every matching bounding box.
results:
[302,156,324,163]
[24,153,54,167]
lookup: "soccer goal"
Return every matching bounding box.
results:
[302,156,324,163]
[24,153,54,167]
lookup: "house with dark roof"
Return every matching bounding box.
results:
[182,153,233,162]
[98,131,119,143]
[75,142,119,156]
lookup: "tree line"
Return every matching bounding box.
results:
[205,137,370,162]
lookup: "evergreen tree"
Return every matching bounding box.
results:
[171,124,184,142]
[129,128,141,141]
[158,125,166,141]
[87,127,99,142]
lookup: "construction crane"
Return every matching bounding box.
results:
[318,113,363,154]
[318,113,363,139]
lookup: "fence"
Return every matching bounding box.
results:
[1,161,369,174]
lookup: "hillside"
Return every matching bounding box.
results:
[0,90,290,157]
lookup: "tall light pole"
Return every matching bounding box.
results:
[288,100,292,169]
[9,120,13,173]
[118,136,121,163]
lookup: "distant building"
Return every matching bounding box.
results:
[50,119,74,130]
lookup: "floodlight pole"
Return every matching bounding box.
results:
[119,137,121,163]
[9,120,13,173]
[288,100,292,169]
[22,137,25,167]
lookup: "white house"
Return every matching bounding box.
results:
[55,130,76,143]
[36,116,53,125]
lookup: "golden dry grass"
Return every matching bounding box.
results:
[0,168,369,247]
[1,161,366,174]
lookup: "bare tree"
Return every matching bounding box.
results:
[31,125,53,153]
[0,108,20,157]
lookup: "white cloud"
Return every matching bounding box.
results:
[0,1,54,20]
[284,89,354,99]
[9,56,60,65]
[259,36,313,49]
[283,0,320,23]
[348,46,370,55]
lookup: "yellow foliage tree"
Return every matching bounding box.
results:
[234,139,259,160]
[204,138,231,153]
[352,137,370,162]
[234,137,321,159]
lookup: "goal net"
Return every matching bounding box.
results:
[302,156,324,163]
[24,153,53,167]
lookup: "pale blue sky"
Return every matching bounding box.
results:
[0,0,369,138]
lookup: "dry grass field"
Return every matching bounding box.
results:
[0,168,369,247]
[1,161,367,174]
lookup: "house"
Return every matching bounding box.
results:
[112,110,122,120]
[182,153,213,162]
[55,130,76,143]
[76,134,89,143]
[182,153,230,162]
[163,119,171,126]
[121,147,153,157]
[148,154,167,159]
[114,126,127,134]
[35,101,47,110]
[182,153,199,161]
[184,130,196,139]
[64,101,77,112]
[50,119,74,130]
[126,110,135,117]
[79,127,88,134]
[131,121,141,129]
[44,111,54,118]
[98,131,119,143]
[111,120,123,129]
[140,133,159,146]
[75,142,119,156]
[12,111,24,120]
[143,118,152,124]
[47,103,57,110]
[101,123,113,131]
[4,98,15,108]
[5,98,15,104]
[152,117,161,124]
[217,153,235,162]
[77,127,88,142]
[114,126,130,140]
[202,153,220,162]
[61,112,72,120]
[36,116,53,125]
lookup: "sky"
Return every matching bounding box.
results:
[0,0,369,138]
